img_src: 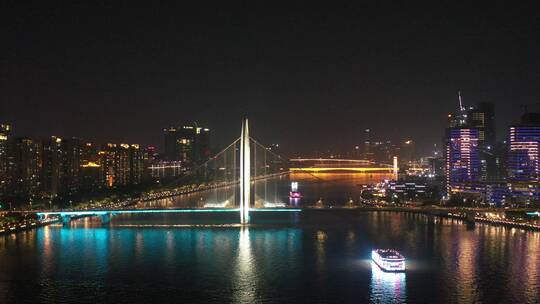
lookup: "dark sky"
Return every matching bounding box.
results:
[1,2,539,156]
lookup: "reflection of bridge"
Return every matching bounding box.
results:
[289,158,398,174]
[35,118,300,225]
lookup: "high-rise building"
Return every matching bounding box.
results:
[428,156,445,177]
[7,137,41,198]
[363,128,372,160]
[467,102,496,181]
[443,94,504,204]
[142,146,158,181]
[80,161,101,191]
[468,102,496,147]
[127,144,143,185]
[41,136,63,196]
[81,142,99,165]
[61,137,82,194]
[80,142,102,191]
[163,125,210,166]
[445,128,481,195]
[163,127,179,161]
[0,124,11,197]
[507,113,540,203]
[98,143,143,187]
[400,139,415,164]
[99,144,117,187]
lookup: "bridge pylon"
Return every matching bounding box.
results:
[239,117,251,224]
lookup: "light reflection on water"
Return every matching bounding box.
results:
[137,172,395,209]
[370,261,407,304]
[0,212,539,303]
[2,172,540,303]
[233,228,256,303]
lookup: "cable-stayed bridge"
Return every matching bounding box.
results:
[37,118,299,225]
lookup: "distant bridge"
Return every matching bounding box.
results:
[289,158,398,173]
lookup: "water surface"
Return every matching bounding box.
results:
[1,173,539,303]
[1,211,539,303]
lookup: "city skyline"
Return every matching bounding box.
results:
[2,3,540,303]
[2,3,539,155]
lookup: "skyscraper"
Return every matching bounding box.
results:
[507,112,540,203]
[468,102,496,147]
[467,102,496,180]
[445,128,481,195]
[443,93,504,204]
[363,128,372,160]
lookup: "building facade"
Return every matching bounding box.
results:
[7,138,41,198]
[99,143,143,187]
[507,113,540,203]
[163,125,210,166]
[41,136,63,196]
[0,124,11,197]
[445,128,481,195]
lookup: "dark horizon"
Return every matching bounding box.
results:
[2,2,539,155]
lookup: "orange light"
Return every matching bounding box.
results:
[290,167,395,172]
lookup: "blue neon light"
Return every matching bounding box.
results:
[36,208,302,217]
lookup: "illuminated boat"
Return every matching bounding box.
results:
[289,181,302,198]
[371,249,406,272]
[289,191,301,198]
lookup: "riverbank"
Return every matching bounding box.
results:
[2,204,539,236]
[303,206,540,231]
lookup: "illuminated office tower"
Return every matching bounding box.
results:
[445,128,480,195]
[507,113,540,203]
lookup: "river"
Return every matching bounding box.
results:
[1,173,539,303]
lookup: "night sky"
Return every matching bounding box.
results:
[2,2,539,156]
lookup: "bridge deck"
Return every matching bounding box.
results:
[37,208,302,217]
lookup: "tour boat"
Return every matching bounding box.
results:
[289,181,302,198]
[371,249,406,272]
